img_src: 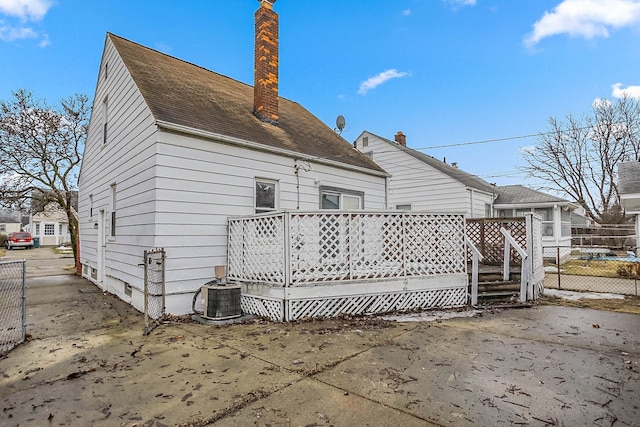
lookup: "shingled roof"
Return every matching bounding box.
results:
[618,161,640,195]
[494,185,571,205]
[368,132,496,194]
[108,33,385,174]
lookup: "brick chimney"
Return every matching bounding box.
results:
[394,131,406,146]
[254,0,279,125]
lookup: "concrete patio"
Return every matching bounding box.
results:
[0,251,638,426]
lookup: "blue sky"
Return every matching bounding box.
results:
[1,0,639,189]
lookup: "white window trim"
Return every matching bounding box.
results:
[320,186,364,210]
[255,178,279,214]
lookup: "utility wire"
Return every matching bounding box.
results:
[413,124,599,151]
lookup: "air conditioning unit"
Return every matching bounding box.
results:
[201,284,242,320]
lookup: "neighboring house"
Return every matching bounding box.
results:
[494,185,579,259]
[30,202,73,246]
[354,131,496,217]
[0,211,21,235]
[618,161,640,255]
[78,1,387,315]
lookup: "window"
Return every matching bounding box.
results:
[102,97,108,144]
[110,183,117,237]
[35,223,40,236]
[89,194,93,218]
[59,224,63,235]
[255,179,277,213]
[485,203,492,218]
[320,186,363,210]
[534,207,554,237]
[0,224,5,233]
[362,136,368,147]
[104,62,108,80]
[396,204,411,210]
[363,151,373,159]
[561,208,571,237]
[44,223,55,236]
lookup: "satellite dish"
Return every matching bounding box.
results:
[335,115,346,135]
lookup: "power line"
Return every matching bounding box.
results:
[415,133,540,150]
[413,124,599,151]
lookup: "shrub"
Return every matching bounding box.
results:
[617,263,640,279]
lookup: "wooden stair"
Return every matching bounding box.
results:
[469,265,527,307]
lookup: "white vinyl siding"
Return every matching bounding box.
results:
[358,132,492,216]
[78,36,158,298]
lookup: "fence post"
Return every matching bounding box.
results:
[21,260,27,340]
[556,246,561,290]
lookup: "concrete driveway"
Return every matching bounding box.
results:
[0,256,638,426]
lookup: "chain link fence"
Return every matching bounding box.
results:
[1,259,26,356]
[143,248,166,335]
[543,245,640,296]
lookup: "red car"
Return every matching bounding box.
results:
[5,232,34,250]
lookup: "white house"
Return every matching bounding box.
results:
[354,130,497,218]
[78,1,388,315]
[494,185,579,259]
[619,161,640,255]
[30,202,72,247]
[0,211,21,235]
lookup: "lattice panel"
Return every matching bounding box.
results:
[286,287,467,321]
[290,213,350,282]
[466,218,528,264]
[349,214,404,280]
[241,295,284,321]
[230,212,468,286]
[228,215,285,284]
[404,214,466,276]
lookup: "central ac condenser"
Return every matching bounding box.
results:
[201,284,242,320]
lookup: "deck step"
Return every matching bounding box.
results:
[471,279,521,305]
[477,281,521,292]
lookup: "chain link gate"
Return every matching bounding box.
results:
[143,248,166,335]
[0,259,26,356]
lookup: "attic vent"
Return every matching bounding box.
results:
[201,284,242,320]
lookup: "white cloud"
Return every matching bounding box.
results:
[0,0,52,45]
[444,0,477,7]
[611,82,640,99]
[592,97,613,108]
[0,23,36,41]
[402,9,412,16]
[358,69,409,95]
[525,0,640,46]
[0,0,52,21]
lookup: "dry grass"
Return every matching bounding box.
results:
[558,259,640,279]
[540,294,640,315]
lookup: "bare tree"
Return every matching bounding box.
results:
[521,96,640,223]
[0,89,89,264]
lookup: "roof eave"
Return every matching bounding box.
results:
[494,201,579,210]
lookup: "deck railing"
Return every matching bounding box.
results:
[466,214,544,302]
[228,211,467,287]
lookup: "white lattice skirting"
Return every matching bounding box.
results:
[241,286,467,322]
